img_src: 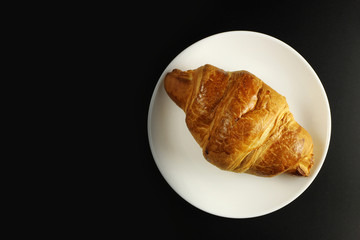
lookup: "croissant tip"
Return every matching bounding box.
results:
[297,166,308,176]
[296,161,312,176]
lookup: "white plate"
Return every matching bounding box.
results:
[148,31,331,218]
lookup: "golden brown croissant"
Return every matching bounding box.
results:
[164,64,314,177]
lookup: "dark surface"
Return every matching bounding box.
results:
[128,1,360,239]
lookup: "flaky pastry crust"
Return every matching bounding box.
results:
[164,64,314,177]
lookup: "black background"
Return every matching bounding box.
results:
[127,0,360,239]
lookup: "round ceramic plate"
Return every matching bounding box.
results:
[148,31,331,218]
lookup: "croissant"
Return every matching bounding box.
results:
[164,64,314,177]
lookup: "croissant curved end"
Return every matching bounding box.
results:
[164,69,194,111]
[293,154,314,176]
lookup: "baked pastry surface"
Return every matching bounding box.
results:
[164,64,314,177]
